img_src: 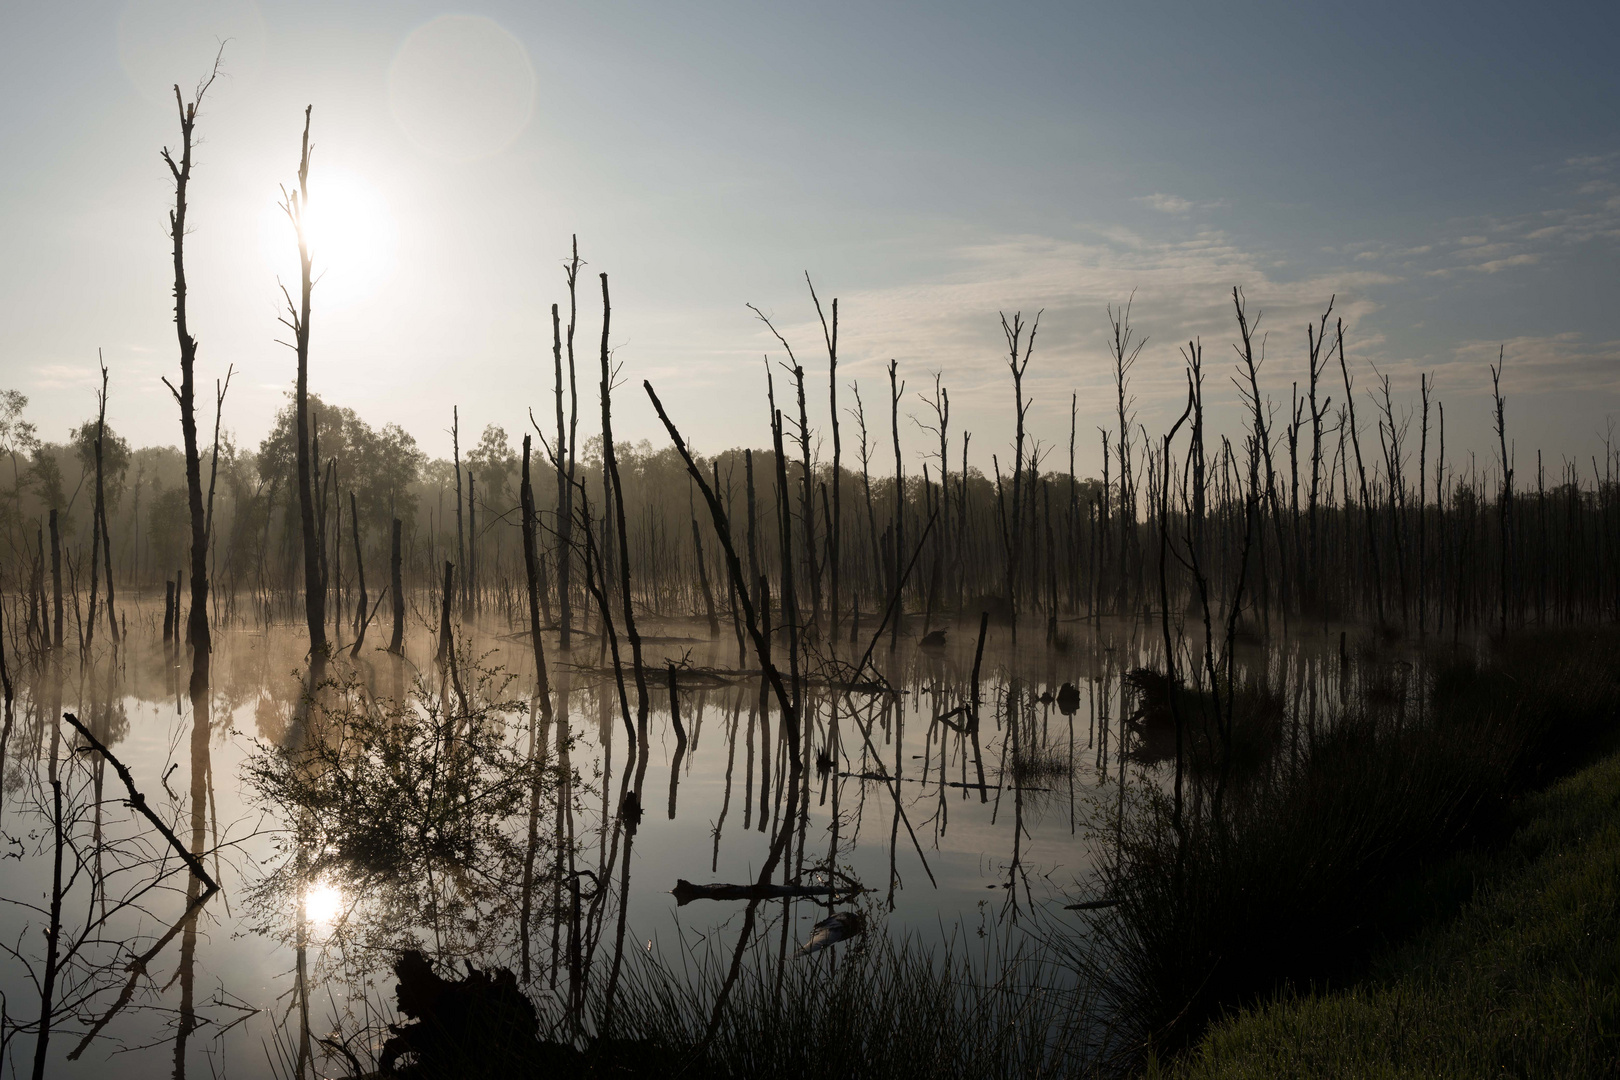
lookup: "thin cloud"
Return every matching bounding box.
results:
[1137,193,1194,214]
[1133,193,1228,216]
[1466,253,1541,273]
[1445,334,1620,394]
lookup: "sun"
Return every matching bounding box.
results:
[303,881,344,925]
[264,168,398,309]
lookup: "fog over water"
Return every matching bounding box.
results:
[0,592,1418,1078]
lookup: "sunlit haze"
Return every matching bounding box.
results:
[3,0,1618,472]
[7,7,1620,1075]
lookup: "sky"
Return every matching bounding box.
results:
[2,0,1618,480]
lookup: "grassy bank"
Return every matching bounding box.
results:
[1077,628,1620,1065]
[1160,744,1620,1078]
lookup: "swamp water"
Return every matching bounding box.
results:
[0,598,1411,1077]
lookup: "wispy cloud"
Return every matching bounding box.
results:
[1465,253,1541,273]
[1137,193,1194,214]
[1133,192,1226,215]
[1445,333,1620,395]
[30,363,99,393]
[747,227,1394,441]
[1564,152,1619,173]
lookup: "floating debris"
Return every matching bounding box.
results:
[672,878,866,906]
[795,911,865,957]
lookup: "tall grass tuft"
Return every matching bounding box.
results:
[574,924,1100,1079]
[1072,629,1620,1066]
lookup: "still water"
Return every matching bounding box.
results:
[0,597,1384,1077]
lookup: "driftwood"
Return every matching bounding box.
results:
[837,770,1050,793]
[563,663,739,688]
[60,710,221,1060]
[61,712,216,893]
[561,663,888,694]
[671,878,866,907]
[1065,897,1120,911]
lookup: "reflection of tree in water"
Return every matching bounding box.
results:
[246,650,582,967]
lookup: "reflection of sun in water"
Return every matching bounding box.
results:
[262,168,397,309]
[304,882,344,925]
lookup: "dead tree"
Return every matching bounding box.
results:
[453,407,465,610]
[520,435,553,700]
[201,365,232,634]
[556,238,582,648]
[161,56,223,689]
[1491,348,1513,635]
[347,491,371,656]
[85,360,107,653]
[389,518,404,654]
[1305,300,1335,604]
[1001,312,1040,635]
[467,470,478,612]
[809,278,841,642]
[1107,300,1141,609]
[750,302,822,631]
[598,274,650,736]
[278,104,328,662]
[888,359,905,650]
[690,479,720,637]
[1336,318,1386,626]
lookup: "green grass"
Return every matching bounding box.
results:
[1076,629,1620,1062]
[1158,749,1620,1079]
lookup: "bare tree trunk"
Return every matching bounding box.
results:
[389,518,404,654]
[348,491,371,656]
[29,779,64,1080]
[437,560,454,664]
[467,470,478,615]
[691,480,720,637]
[598,274,649,737]
[552,294,575,648]
[1491,349,1513,635]
[163,64,223,690]
[86,363,106,654]
[280,105,327,663]
[1419,374,1431,633]
[1337,318,1385,626]
[810,282,841,644]
[1003,312,1040,636]
[453,406,465,612]
[562,241,582,642]
[50,509,62,649]
[520,436,553,701]
[92,356,124,645]
[1108,303,1139,613]
[888,360,904,650]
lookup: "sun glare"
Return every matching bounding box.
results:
[264,168,398,309]
[303,882,344,925]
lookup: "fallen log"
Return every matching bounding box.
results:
[1064,897,1120,911]
[671,878,866,906]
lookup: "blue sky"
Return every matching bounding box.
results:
[2,0,1617,476]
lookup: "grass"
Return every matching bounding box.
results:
[1159,746,1620,1078]
[572,921,1096,1080]
[292,631,1620,1079]
[1074,629,1620,1064]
